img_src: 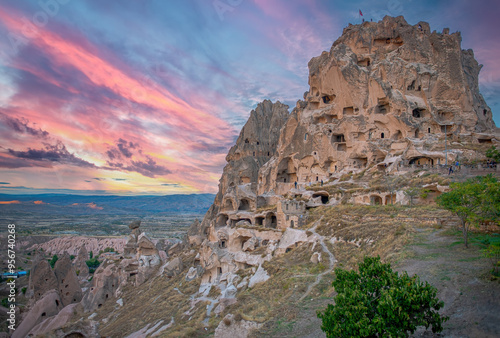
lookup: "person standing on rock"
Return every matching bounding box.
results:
[448,166,453,175]
[294,180,297,189]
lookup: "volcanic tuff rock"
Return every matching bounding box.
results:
[188,16,498,324]
[29,236,127,256]
[73,246,90,279]
[27,254,58,303]
[53,253,83,306]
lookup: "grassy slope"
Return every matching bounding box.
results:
[86,174,499,338]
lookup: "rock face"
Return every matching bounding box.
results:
[258,15,496,196]
[53,253,83,306]
[188,15,498,298]
[27,255,58,303]
[73,246,90,279]
[195,99,290,233]
[82,263,122,312]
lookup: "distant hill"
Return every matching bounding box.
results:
[0,193,215,215]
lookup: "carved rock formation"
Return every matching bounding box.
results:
[189,15,498,297]
[53,253,83,307]
[73,246,90,280]
[27,254,58,303]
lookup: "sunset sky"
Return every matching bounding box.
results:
[0,0,499,195]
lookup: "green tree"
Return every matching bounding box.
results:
[318,256,447,337]
[404,187,420,206]
[486,146,500,162]
[436,174,500,248]
[86,257,100,273]
[48,254,58,268]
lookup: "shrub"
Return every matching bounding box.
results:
[318,256,448,337]
[21,287,27,295]
[483,244,500,276]
[86,257,100,273]
[48,254,58,268]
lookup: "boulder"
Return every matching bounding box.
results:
[310,252,322,264]
[248,265,270,288]
[128,220,141,229]
[242,237,258,252]
[162,257,183,278]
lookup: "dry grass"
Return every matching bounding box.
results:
[224,243,318,323]
[256,204,277,213]
[309,205,452,269]
[96,252,217,337]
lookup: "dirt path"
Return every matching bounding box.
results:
[299,218,336,302]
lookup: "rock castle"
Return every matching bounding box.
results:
[190,15,497,288]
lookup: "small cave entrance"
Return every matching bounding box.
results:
[332,134,345,143]
[217,214,228,227]
[238,199,251,211]
[407,80,416,91]
[415,129,420,138]
[277,157,297,183]
[478,138,492,144]
[409,157,434,166]
[352,157,368,168]
[64,333,85,338]
[266,213,277,229]
[370,195,383,205]
[255,216,264,226]
[412,108,427,118]
[375,103,389,114]
[322,94,335,104]
[343,106,354,115]
[393,130,402,140]
[385,194,396,205]
[312,192,330,204]
[358,58,370,67]
[219,240,227,249]
[290,220,295,228]
[222,198,234,211]
[239,176,251,184]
